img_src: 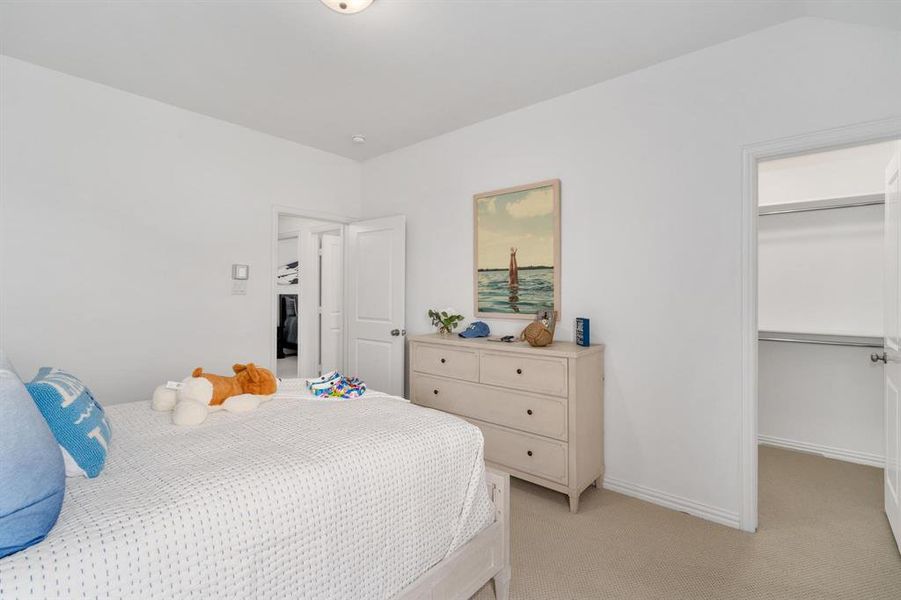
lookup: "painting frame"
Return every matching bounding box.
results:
[473,178,561,320]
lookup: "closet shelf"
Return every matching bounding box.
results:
[758,331,883,349]
[758,193,884,216]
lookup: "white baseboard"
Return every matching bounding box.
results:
[758,434,884,468]
[600,436,883,531]
[602,476,741,529]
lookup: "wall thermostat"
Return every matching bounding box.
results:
[232,264,249,280]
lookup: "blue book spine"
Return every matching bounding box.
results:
[576,318,590,347]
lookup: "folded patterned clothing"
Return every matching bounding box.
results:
[305,371,367,399]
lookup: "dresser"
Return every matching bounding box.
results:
[408,333,604,512]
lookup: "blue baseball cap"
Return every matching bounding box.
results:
[459,321,490,338]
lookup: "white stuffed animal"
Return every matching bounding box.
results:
[151,363,277,425]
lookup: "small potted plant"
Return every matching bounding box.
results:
[428,308,464,336]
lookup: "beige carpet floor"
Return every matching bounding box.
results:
[473,446,901,599]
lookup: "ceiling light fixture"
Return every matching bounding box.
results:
[351,134,367,144]
[320,0,374,15]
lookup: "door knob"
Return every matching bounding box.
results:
[871,352,888,364]
[390,329,400,336]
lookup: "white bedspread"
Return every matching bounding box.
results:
[0,393,494,599]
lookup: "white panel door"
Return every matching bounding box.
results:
[319,231,344,374]
[346,216,406,396]
[885,144,901,554]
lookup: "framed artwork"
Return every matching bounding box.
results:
[473,179,560,319]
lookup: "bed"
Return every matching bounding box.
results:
[0,390,510,599]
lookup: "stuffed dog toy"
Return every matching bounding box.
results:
[151,363,277,425]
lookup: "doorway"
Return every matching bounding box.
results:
[740,119,901,548]
[273,211,346,379]
[757,142,893,467]
[756,141,898,543]
[270,209,408,397]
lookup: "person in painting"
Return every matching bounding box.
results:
[508,247,519,287]
[507,247,520,312]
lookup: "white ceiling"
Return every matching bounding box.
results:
[1,1,898,161]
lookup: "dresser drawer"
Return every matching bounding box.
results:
[411,375,567,441]
[468,419,568,485]
[479,352,568,397]
[412,343,479,382]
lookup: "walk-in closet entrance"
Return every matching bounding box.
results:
[756,139,901,552]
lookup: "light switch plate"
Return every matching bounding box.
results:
[232,264,249,280]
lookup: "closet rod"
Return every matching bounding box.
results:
[758,331,883,349]
[759,193,884,216]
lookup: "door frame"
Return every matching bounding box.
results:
[739,116,901,533]
[306,223,345,378]
[270,205,352,376]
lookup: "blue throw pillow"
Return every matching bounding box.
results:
[26,368,111,479]
[0,352,65,558]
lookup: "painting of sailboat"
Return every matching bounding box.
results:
[473,179,560,318]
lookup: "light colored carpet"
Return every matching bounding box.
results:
[276,356,297,378]
[473,446,901,599]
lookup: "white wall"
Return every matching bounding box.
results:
[276,236,300,299]
[758,143,894,336]
[278,215,316,235]
[277,238,299,269]
[277,215,302,295]
[758,142,893,337]
[758,204,884,336]
[361,18,901,526]
[757,143,894,466]
[759,141,897,205]
[0,56,361,403]
[758,341,884,465]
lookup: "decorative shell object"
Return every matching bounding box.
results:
[521,321,553,347]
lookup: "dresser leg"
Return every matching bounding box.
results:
[593,476,602,488]
[568,492,580,513]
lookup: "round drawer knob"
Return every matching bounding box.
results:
[440,358,446,364]
[527,409,533,416]
[516,368,523,375]
[433,389,439,395]
[527,450,533,457]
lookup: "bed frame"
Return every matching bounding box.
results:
[397,468,511,600]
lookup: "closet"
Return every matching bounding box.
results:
[757,142,896,467]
